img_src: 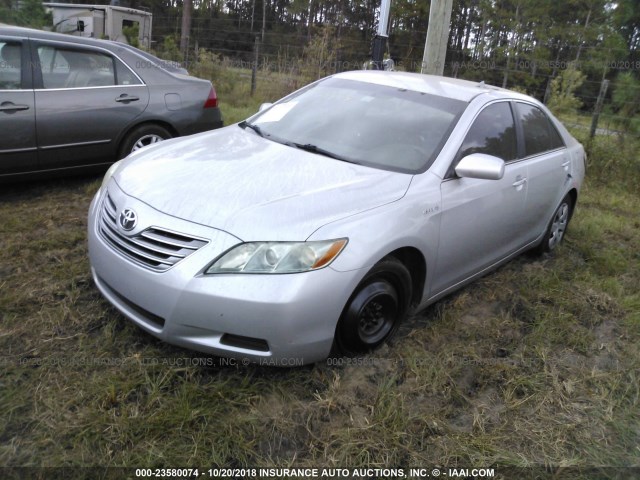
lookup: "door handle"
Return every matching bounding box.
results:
[0,103,30,112]
[512,177,527,188]
[562,160,571,170]
[115,95,140,103]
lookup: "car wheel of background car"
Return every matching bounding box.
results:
[119,124,172,159]
[535,193,574,254]
[335,257,412,354]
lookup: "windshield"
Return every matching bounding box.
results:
[248,77,467,173]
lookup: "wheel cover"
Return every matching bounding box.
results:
[132,134,164,152]
[354,282,399,345]
[548,202,569,250]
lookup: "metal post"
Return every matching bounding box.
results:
[251,35,259,96]
[371,0,392,70]
[590,79,609,138]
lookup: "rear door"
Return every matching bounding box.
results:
[513,102,570,239]
[32,40,149,170]
[0,37,37,175]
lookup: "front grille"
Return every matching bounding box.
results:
[99,193,208,272]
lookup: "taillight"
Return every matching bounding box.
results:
[203,86,218,108]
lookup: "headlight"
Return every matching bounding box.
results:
[205,239,348,274]
[101,160,123,190]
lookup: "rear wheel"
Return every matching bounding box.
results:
[118,124,172,159]
[335,258,412,354]
[534,193,574,254]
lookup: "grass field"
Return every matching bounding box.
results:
[1,120,639,477]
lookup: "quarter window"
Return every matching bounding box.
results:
[457,102,517,163]
[115,57,142,85]
[0,41,22,90]
[516,103,565,156]
[37,46,116,89]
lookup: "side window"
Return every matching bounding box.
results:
[115,57,142,85]
[37,45,116,89]
[0,41,22,90]
[516,103,565,156]
[457,102,517,163]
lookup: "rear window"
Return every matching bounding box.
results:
[38,45,116,89]
[115,57,142,85]
[516,102,565,156]
[35,44,141,88]
[0,41,22,89]
[115,42,188,75]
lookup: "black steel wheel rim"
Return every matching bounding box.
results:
[354,282,399,345]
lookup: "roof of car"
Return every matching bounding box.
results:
[334,70,523,103]
[0,24,118,50]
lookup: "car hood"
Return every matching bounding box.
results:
[114,126,412,240]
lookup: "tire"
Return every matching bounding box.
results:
[118,124,172,159]
[335,258,412,354]
[534,193,574,254]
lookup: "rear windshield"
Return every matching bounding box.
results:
[113,42,187,75]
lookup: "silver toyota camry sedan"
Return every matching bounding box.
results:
[88,71,585,365]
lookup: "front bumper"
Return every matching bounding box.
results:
[88,182,363,365]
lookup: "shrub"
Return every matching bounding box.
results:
[547,65,586,116]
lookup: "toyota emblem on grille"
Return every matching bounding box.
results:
[119,209,138,231]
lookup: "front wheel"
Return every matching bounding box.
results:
[118,124,172,159]
[335,258,412,354]
[534,193,574,254]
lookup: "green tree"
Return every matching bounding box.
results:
[611,0,640,54]
[122,23,140,49]
[300,25,342,82]
[611,72,640,133]
[1,0,52,29]
[546,65,586,116]
[157,36,182,63]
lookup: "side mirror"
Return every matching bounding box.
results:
[455,153,505,180]
[258,102,273,112]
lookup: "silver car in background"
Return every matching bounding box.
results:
[0,25,222,180]
[88,71,585,365]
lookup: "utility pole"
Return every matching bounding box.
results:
[421,0,453,76]
[180,0,192,64]
[251,0,255,32]
[371,0,391,70]
[262,0,267,43]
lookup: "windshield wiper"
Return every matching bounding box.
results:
[239,120,265,138]
[288,142,360,164]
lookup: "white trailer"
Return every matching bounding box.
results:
[44,3,152,49]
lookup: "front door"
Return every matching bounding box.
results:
[0,38,37,175]
[432,101,529,293]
